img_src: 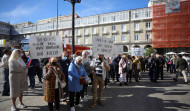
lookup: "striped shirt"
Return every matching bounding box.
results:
[94,59,103,76]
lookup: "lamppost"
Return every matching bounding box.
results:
[64,0,81,54]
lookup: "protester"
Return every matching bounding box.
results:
[43,57,65,111]
[58,51,70,98]
[113,54,121,82]
[118,54,128,86]
[90,54,110,108]
[81,50,91,102]
[127,57,133,83]
[170,55,176,74]
[156,55,165,80]
[68,56,87,111]
[1,49,11,96]
[28,59,41,88]
[149,53,158,82]
[173,54,188,84]
[9,49,28,111]
[183,54,190,76]
[166,56,171,72]
[105,57,112,85]
[133,56,141,82]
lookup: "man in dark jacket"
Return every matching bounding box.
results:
[156,55,165,80]
[113,54,121,82]
[58,51,70,97]
[173,54,188,84]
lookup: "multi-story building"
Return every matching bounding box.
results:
[0,21,12,56]
[10,7,152,52]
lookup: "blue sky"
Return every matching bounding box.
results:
[0,0,150,24]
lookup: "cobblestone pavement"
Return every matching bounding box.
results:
[0,68,190,111]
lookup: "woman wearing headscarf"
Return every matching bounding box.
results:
[9,49,28,111]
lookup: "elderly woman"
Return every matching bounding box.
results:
[43,57,65,111]
[81,50,91,102]
[9,49,28,111]
[119,54,128,86]
[68,56,87,111]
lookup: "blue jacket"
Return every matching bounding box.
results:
[68,60,87,92]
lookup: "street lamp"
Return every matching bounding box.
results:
[64,0,81,54]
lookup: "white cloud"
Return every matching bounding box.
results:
[76,0,118,17]
[0,4,39,24]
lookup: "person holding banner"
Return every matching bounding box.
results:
[133,56,141,82]
[68,56,88,111]
[118,54,128,86]
[90,54,110,108]
[43,57,65,111]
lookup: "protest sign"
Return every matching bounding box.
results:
[111,45,123,58]
[29,36,63,59]
[131,48,144,56]
[92,36,114,57]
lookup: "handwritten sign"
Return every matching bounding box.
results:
[111,45,123,57]
[131,48,144,56]
[92,36,114,57]
[29,36,63,59]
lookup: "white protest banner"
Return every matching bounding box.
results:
[29,36,63,59]
[111,45,123,58]
[131,48,144,56]
[92,36,114,57]
[116,45,123,54]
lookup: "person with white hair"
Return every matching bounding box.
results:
[68,56,88,111]
[81,50,91,102]
[9,49,28,111]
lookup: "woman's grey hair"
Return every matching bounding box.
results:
[82,50,88,56]
[75,56,82,62]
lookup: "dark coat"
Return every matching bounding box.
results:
[28,59,40,76]
[175,58,187,70]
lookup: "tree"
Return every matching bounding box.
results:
[144,47,156,56]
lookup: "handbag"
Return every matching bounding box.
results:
[80,78,85,85]
[52,67,66,88]
[122,59,128,73]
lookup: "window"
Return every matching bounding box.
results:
[92,27,96,34]
[122,25,126,32]
[63,31,66,36]
[146,33,151,42]
[122,35,126,41]
[77,29,80,36]
[134,34,139,42]
[134,23,139,31]
[146,22,151,29]
[56,31,59,36]
[84,37,88,44]
[77,37,80,45]
[102,26,106,33]
[69,30,72,36]
[112,35,116,42]
[112,25,116,31]
[84,28,88,35]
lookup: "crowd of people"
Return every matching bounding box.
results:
[1,48,190,111]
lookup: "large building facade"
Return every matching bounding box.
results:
[10,7,152,52]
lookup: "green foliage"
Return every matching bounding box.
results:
[144,47,156,56]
